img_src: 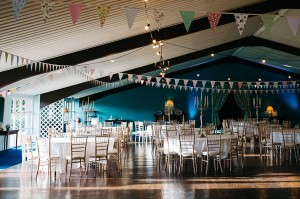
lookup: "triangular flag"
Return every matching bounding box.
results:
[211,81,215,88]
[118,73,123,80]
[202,80,207,87]
[282,81,287,88]
[147,76,152,84]
[12,0,27,18]
[124,7,139,29]
[98,6,110,27]
[109,72,113,79]
[48,74,53,81]
[261,15,275,33]
[174,79,179,86]
[180,11,195,32]
[156,77,161,83]
[238,82,243,88]
[220,81,225,88]
[0,91,7,99]
[40,0,55,23]
[229,82,234,88]
[153,8,164,30]
[5,52,8,63]
[90,68,95,76]
[11,54,14,65]
[192,80,197,87]
[234,13,248,36]
[137,75,143,82]
[207,12,222,32]
[287,16,300,36]
[183,79,189,86]
[165,78,170,85]
[69,3,84,25]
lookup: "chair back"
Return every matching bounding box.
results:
[71,136,87,159]
[206,134,221,154]
[21,135,35,162]
[94,134,109,158]
[178,129,195,155]
[104,121,113,127]
[282,128,295,147]
[36,137,50,159]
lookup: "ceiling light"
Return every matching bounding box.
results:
[110,59,114,63]
[152,39,156,44]
[261,58,266,64]
[227,77,231,81]
[284,64,292,68]
[145,23,150,30]
[197,74,200,77]
[211,53,215,57]
[155,44,170,77]
[156,52,160,55]
[288,75,291,79]
[258,78,261,81]
[7,90,11,95]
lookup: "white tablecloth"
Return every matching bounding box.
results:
[163,134,233,159]
[51,136,114,173]
[272,131,300,143]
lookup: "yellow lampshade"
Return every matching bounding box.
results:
[165,99,174,108]
[266,106,273,113]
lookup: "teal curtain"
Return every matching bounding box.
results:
[233,91,251,120]
[212,90,229,125]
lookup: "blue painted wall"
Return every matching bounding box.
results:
[74,62,300,127]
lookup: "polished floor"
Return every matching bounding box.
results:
[1,143,300,199]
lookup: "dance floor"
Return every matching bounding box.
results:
[1,143,300,199]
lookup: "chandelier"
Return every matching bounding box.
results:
[154,41,170,77]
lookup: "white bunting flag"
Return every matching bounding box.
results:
[234,13,248,36]
[124,7,139,29]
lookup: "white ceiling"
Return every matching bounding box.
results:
[0,0,299,101]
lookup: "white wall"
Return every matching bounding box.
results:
[0,93,40,150]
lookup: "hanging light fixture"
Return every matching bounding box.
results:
[154,42,170,77]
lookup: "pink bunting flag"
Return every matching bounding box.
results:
[98,6,110,27]
[238,82,243,88]
[48,74,53,81]
[0,91,7,99]
[90,68,95,76]
[69,3,84,25]
[12,0,27,18]
[192,80,197,87]
[287,16,300,36]
[207,12,222,32]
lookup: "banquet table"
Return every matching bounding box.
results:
[164,134,233,159]
[50,136,114,173]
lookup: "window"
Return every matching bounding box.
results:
[10,97,33,134]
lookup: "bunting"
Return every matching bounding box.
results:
[153,8,164,30]
[234,13,248,36]
[124,7,139,29]
[98,6,110,27]
[180,11,195,32]
[12,0,27,18]
[207,12,222,32]
[40,0,55,23]
[287,16,300,36]
[69,3,84,25]
[261,15,275,33]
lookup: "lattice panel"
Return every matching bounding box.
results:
[40,100,63,138]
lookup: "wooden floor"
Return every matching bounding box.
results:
[1,143,300,199]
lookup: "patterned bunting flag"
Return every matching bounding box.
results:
[207,12,222,32]
[12,0,27,18]
[174,79,179,86]
[261,15,275,33]
[192,80,197,87]
[69,3,84,25]
[124,7,139,29]
[286,16,300,36]
[234,13,248,36]
[183,79,189,86]
[153,8,164,30]
[98,6,110,27]
[180,11,195,32]
[40,0,55,23]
